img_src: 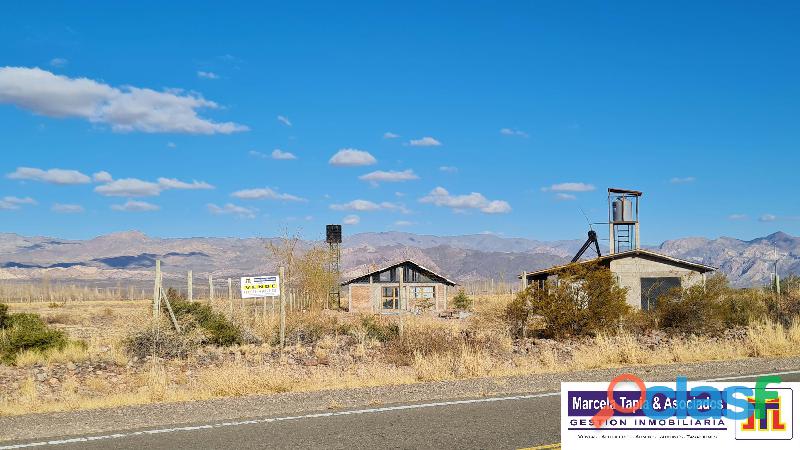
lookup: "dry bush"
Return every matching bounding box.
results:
[623,309,658,334]
[508,263,630,339]
[657,275,767,335]
[280,310,350,346]
[266,232,337,309]
[386,316,511,368]
[124,322,205,359]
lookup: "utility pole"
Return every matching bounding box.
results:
[208,274,214,302]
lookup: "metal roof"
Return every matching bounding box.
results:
[518,249,716,279]
[341,259,458,286]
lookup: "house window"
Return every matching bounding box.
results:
[403,266,433,283]
[382,287,399,310]
[374,268,397,283]
[412,286,435,299]
[640,277,681,310]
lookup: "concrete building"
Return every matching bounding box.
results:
[341,260,457,314]
[520,249,716,310]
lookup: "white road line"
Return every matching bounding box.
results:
[702,369,800,382]
[3,369,799,449]
[0,392,561,449]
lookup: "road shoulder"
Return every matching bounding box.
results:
[2,356,799,443]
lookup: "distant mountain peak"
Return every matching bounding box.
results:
[96,230,149,241]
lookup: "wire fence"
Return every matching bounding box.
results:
[0,273,336,313]
[1,270,525,307]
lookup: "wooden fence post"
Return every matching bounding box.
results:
[152,260,161,318]
[228,277,233,315]
[188,270,193,302]
[279,266,286,350]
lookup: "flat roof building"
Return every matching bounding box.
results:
[520,249,716,310]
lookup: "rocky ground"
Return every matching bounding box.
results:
[1,355,799,443]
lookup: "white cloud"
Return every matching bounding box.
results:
[277,115,292,127]
[249,150,267,159]
[167,142,176,148]
[728,214,748,221]
[207,203,257,219]
[408,136,442,147]
[541,182,596,192]
[330,200,380,211]
[52,203,84,213]
[0,67,248,134]
[92,171,113,183]
[330,199,409,213]
[231,187,306,202]
[49,58,68,68]
[111,200,159,212]
[439,166,458,173]
[555,193,576,201]
[759,214,777,222]
[359,169,418,186]
[500,128,528,137]
[0,196,37,210]
[95,178,161,197]
[419,187,511,214]
[8,167,91,185]
[271,149,297,160]
[329,148,377,167]
[197,71,219,80]
[156,177,214,190]
[394,220,414,227]
[383,132,400,139]
[670,176,696,184]
[95,177,213,196]
[343,214,360,225]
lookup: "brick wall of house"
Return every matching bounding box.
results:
[349,285,373,313]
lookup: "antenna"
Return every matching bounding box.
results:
[579,208,593,231]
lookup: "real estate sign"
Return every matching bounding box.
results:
[240,275,280,298]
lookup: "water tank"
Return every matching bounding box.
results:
[612,197,633,222]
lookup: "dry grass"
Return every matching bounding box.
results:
[2,298,800,418]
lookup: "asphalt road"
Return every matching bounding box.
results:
[4,370,800,450]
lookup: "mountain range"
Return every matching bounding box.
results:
[0,230,797,287]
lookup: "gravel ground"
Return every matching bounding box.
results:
[2,356,799,443]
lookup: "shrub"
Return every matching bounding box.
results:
[280,311,351,345]
[359,315,399,343]
[124,324,203,359]
[452,290,473,311]
[623,309,658,334]
[507,263,630,339]
[656,275,767,335]
[166,290,244,346]
[0,303,8,329]
[766,277,800,326]
[0,311,69,364]
[386,318,465,365]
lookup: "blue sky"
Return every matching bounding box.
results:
[1,1,798,243]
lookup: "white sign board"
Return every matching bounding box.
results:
[240,275,280,298]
